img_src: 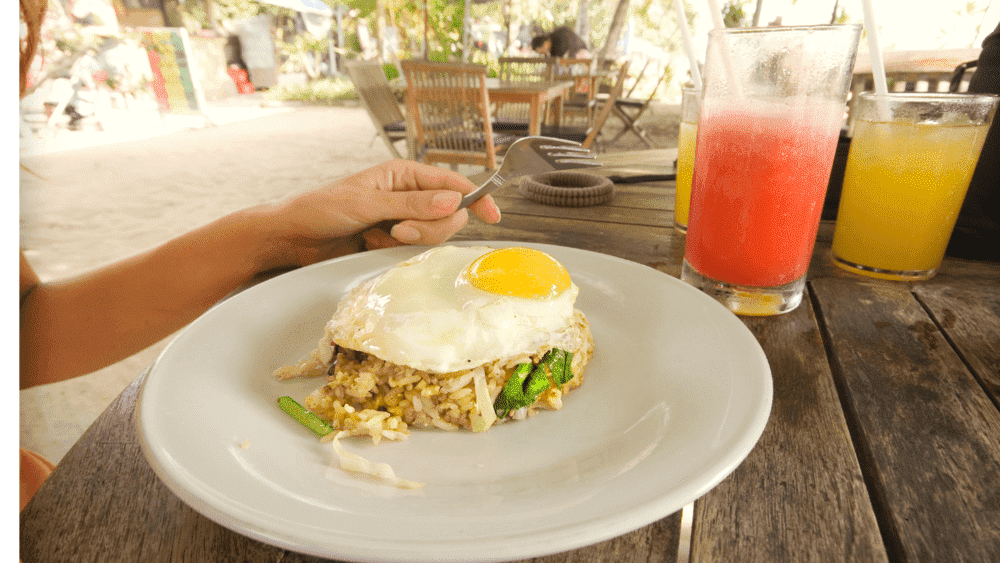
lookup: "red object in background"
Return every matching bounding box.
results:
[227,67,255,94]
[145,44,170,112]
[92,70,108,84]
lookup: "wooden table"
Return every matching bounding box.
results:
[486,78,574,136]
[20,149,1000,562]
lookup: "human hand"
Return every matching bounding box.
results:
[258,160,502,268]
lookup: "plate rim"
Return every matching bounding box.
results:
[135,241,772,563]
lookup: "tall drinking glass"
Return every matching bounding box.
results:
[831,93,998,280]
[681,25,861,316]
[674,87,700,233]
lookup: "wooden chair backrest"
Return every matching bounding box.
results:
[583,61,630,149]
[498,56,556,83]
[345,60,404,127]
[401,59,498,169]
[845,48,981,132]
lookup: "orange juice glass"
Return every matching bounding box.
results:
[674,87,700,233]
[831,93,998,280]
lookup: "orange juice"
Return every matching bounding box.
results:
[674,88,700,233]
[674,121,698,232]
[832,116,991,280]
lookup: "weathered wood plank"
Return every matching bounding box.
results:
[282,515,682,563]
[914,280,1000,405]
[511,514,682,563]
[690,293,887,562]
[489,195,672,228]
[479,174,673,228]
[811,277,1000,561]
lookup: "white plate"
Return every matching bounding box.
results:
[136,242,772,563]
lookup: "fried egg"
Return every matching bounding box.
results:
[326,245,580,373]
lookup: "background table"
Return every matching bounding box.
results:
[486,78,574,136]
[20,149,1000,562]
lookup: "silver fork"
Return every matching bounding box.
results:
[458,136,601,210]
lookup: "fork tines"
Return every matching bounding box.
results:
[553,157,602,167]
[545,149,602,167]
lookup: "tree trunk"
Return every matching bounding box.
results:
[597,0,630,62]
[505,0,517,55]
[201,0,222,33]
[752,0,764,27]
[376,0,386,60]
[576,0,591,47]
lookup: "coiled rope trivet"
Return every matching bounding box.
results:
[519,170,615,207]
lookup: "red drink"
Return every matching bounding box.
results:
[685,99,842,287]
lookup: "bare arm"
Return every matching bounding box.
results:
[20,160,500,389]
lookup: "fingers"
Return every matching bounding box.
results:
[321,160,502,252]
[467,194,502,224]
[361,227,400,251]
[379,160,501,223]
[383,209,470,246]
[360,161,501,227]
[382,160,477,195]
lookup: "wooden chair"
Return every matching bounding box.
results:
[498,56,556,82]
[345,60,407,159]
[494,56,556,134]
[553,58,616,128]
[542,61,630,151]
[607,62,669,148]
[401,59,517,170]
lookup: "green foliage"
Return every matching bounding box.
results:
[211,0,270,22]
[174,0,690,100]
[383,63,399,81]
[722,1,748,27]
[182,0,269,29]
[277,34,331,77]
[264,76,358,104]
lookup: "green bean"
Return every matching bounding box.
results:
[493,363,533,418]
[493,349,575,418]
[278,396,334,437]
[554,350,574,386]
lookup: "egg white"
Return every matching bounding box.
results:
[326,246,580,373]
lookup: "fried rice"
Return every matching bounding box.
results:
[274,310,594,443]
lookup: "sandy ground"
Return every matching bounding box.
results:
[18,96,679,465]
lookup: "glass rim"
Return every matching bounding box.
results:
[857,91,1000,104]
[708,23,861,37]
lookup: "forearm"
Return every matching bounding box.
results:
[20,206,281,388]
[19,160,500,389]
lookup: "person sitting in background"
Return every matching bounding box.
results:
[531,26,591,59]
[946,20,1000,262]
[19,0,501,511]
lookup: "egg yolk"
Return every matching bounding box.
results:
[463,247,571,299]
